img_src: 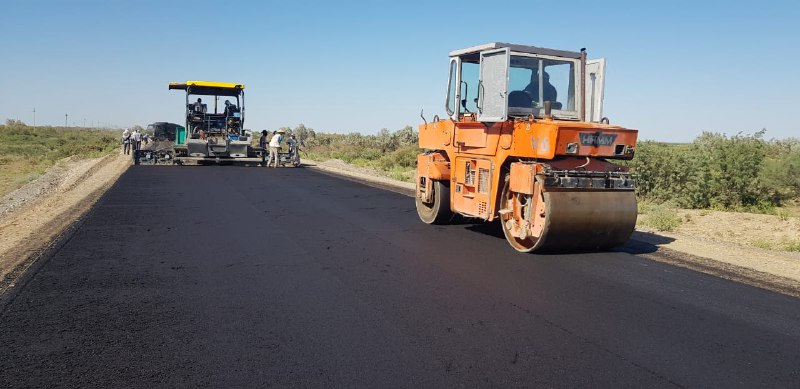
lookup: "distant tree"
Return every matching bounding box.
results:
[4,119,26,127]
[293,123,316,144]
[377,128,397,152]
[393,126,418,146]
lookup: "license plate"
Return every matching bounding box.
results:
[579,132,617,146]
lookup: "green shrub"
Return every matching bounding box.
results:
[294,123,800,210]
[627,131,799,211]
[377,145,419,171]
[640,203,681,231]
[298,124,419,181]
[785,241,800,252]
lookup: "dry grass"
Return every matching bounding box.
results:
[0,123,119,197]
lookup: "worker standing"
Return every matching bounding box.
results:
[122,128,131,155]
[131,128,142,153]
[259,130,269,166]
[267,129,284,168]
[286,134,301,167]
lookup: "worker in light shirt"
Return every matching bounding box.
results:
[267,129,285,168]
[122,128,131,155]
[131,128,142,152]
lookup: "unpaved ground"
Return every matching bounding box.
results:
[637,210,800,282]
[312,158,416,193]
[0,152,130,290]
[674,209,800,251]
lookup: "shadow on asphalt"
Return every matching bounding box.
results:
[459,221,676,255]
[616,231,676,254]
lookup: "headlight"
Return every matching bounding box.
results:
[566,142,579,154]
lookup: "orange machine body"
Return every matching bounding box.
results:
[415,42,639,252]
[418,116,638,222]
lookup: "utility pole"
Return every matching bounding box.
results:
[65,113,68,128]
[32,107,36,133]
[83,118,86,128]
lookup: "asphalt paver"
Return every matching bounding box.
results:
[1,166,799,388]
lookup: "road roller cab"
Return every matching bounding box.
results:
[416,42,638,252]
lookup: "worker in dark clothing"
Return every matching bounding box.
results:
[193,98,205,113]
[224,100,238,116]
[259,130,269,166]
[524,70,557,105]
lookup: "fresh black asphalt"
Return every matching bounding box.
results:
[1,166,799,388]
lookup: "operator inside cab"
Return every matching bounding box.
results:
[223,100,239,116]
[523,70,558,107]
[504,56,573,112]
[192,98,207,114]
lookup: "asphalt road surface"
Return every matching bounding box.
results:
[1,166,799,388]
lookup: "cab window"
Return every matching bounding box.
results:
[460,61,479,114]
[508,55,576,112]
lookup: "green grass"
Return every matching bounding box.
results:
[638,201,682,232]
[750,239,775,250]
[784,241,800,252]
[0,122,120,197]
[751,239,800,252]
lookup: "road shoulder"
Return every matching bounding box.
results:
[0,153,131,296]
[303,158,800,297]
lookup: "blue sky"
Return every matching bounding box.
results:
[0,0,797,142]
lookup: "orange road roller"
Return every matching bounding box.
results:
[416,42,638,252]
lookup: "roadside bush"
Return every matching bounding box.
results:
[298,124,419,180]
[628,131,799,210]
[759,138,800,204]
[639,202,681,232]
[284,122,800,210]
[377,145,419,171]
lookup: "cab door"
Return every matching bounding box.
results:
[585,58,607,122]
[477,48,510,123]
